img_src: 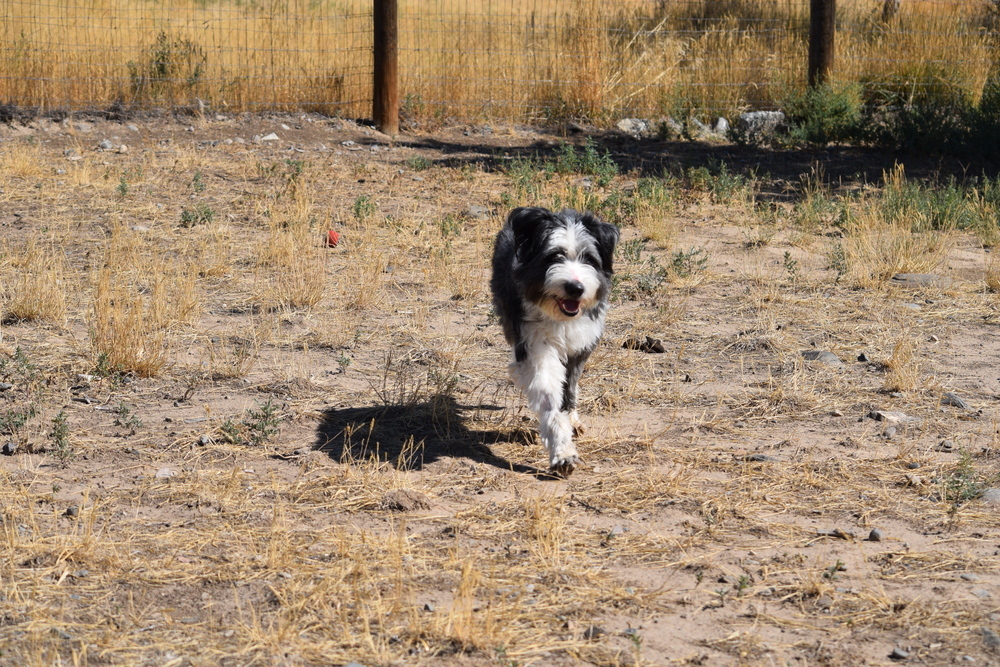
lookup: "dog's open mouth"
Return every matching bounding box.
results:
[557,298,581,316]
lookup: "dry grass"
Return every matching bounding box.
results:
[1,0,995,121]
[1,119,1000,666]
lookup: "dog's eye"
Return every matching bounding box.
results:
[548,251,566,262]
[582,253,601,268]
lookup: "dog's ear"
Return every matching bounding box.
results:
[580,212,620,275]
[506,207,554,258]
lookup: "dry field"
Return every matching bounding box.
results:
[3,112,1000,666]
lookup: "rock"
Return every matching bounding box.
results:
[0,383,11,391]
[583,625,605,640]
[942,392,970,409]
[883,426,897,439]
[197,435,212,446]
[155,467,178,479]
[260,132,280,142]
[571,177,594,190]
[74,121,93,133]
[974,589,993,599]
[713,117,730,134]
[980,488,1000,505]
[936,439,955,452]
[868,527,886,542]
[616,118,653,138]
[423,602,435,612]
[623,336,665,353]
[466,204,489,221]
[961,573,980,582]
[906,461,921,469]
[801,350,844,367]
[744,453,779,462]
[98,139,114,150]
[889,647,909,660]
[383,489,431,512]
[1,442,16,456]
[65,505,79,517]
[130,225,149,232]
[982,627,1000,649]
[734,110,786,145]
[857,352,871,362]
[657,117,684,139]
[126,124,139,132]
[868,410,920,425]
[890,273,952,288]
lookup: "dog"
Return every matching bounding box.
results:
[490,207,619,476]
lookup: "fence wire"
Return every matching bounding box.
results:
[1,1,998,124]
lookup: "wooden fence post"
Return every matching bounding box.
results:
[373,0,398,135]
[808,0,836,88]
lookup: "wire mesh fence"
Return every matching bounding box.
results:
[1,0,998,124]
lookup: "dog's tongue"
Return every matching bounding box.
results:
[559,299,580,314]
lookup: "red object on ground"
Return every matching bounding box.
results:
[326,230,341,247]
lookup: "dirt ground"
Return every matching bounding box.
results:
[3,110,1000,666]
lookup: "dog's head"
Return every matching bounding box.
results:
[507,207,619,320]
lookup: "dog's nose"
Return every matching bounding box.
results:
[563,280,585,298]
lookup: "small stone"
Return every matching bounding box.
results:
[889,647,909,660]
[712,117,730,134]
[1,442,16,456]
[155,467,178,479]
[936,439,955,452]
[734,110,786,144]
[868,410,919,425]
[942,392,970,409]
[130,225,149,232]
[343,663,367,667]
[831,409,844,417]
[980,488,1000,505]
[907,461,921,469]
[198,435,212,446]
[616,118,652,138]
[982,627,1000,649]
[126,124,139,132]
[974,589,993,599]
[961,573,980,582]
[583,625,605,640]
[0,383,11,391]
[423,603,435,612]
[890,273,952,288]
[71,569,89,578]
[260,132,280,142]
[65,506,79,517]
[466,204,489,221]
[858,352,871,362]
[571,177,594,190]
[801,350,844,367]
[868,527,886,542]
[98,139,114,150]
[883,426,897,439]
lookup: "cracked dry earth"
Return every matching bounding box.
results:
[2,112,1000,665]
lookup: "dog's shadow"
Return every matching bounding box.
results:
[313,394,549,476]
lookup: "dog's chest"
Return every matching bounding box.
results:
[523,311,605,357]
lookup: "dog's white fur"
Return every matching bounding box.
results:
[490,207,619,476]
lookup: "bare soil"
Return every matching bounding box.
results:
[2,111,1000,666]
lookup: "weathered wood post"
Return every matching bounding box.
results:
[373,0,398,135]
[808,0,836,88]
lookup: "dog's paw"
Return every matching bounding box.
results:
[569,411,586,435]
[549,454,580,478]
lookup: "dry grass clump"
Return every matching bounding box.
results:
[89,268,169,376]
[880,336,921,394]
[1,236,67,325]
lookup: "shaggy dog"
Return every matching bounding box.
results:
[490,207,619,476]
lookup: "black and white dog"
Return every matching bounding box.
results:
[490,207,619,476]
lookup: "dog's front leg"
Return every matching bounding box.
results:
[511,349,578,475]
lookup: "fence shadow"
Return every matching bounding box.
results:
[313,394,547,476]
[391,129,1000,193]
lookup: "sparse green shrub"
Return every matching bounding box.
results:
[783,83,862,146]
[180,203,215,227]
